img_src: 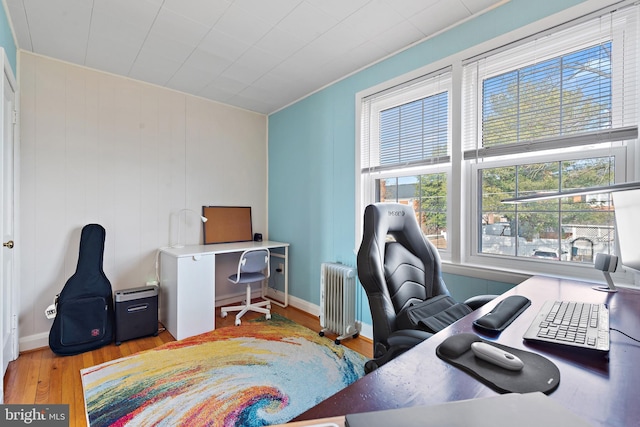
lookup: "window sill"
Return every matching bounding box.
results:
[442,257,640,289]
[441,262,530,284]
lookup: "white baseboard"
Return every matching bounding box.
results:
[284,293,373,341]
[285,293,320,316]
[359,322,372,341]
[217,290,373,341]
[20,292,373,353]
[19,331,49,353]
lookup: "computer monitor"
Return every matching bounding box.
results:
[202,206,253,244]
[612,189,640,273]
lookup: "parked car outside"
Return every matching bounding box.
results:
[532,248,563,260]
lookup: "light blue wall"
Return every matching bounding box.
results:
[0,3,17,74]
[268,0,587,322]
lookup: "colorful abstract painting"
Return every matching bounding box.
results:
[81,315,367,426]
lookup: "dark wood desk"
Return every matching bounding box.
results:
[295,276,640,427]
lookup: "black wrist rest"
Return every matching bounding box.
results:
[473,295,531,333]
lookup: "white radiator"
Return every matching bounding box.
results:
[319,262,360,344]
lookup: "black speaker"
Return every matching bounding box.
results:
[254,233,263,242]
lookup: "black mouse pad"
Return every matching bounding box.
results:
[436,333,560,394]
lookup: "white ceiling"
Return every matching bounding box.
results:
[5,0,505,114]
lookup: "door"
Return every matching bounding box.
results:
[1,49,17,403]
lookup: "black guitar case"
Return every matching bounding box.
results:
[49,224,114,356]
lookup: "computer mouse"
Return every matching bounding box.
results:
[471,341,524,371]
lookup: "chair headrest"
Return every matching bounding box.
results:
[368,203,415,232]
[363,203,424,249]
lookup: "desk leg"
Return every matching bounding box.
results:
[283,246,289,307]
[264,246,289,307]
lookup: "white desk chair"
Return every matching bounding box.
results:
[220,248,271,325]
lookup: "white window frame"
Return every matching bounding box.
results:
[463,5,637,156]
[466,145,633,282]
[357,71,453,256]
[364,74,451,171]
[461,4,639,284]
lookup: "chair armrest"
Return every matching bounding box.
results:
[464,294,498,310]
[387,329,433,347]
[365,329,433,373]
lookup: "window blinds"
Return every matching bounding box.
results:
[462,5,638,160]
[361,69,452,173]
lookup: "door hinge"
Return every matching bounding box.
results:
[12,110,17,124]
[11,314,17,330]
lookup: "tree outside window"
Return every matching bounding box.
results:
[477,42,617,264]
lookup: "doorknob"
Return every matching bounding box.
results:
[3,240,14,249]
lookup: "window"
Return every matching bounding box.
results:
[359,71,452,250]
[379,92,449,166]
[477,152,621,263]
[356,3,640,282]
[481,42,612,146]
[378,173,448,249]
[464,6,638,270]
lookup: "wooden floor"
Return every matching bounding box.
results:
[3,304,373,427]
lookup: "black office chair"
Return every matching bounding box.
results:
[357,203,495,372]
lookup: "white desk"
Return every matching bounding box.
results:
[159,241,289,340]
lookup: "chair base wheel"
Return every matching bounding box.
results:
[235,318,241,326]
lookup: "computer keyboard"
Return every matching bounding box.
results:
[523,300,610,352]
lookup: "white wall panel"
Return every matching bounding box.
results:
[33,56,69,338]
[18,52,267,350]
[17,52,36,337]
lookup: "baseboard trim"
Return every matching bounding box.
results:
[285,293,320,316]
[19,331,49,353]
[20,293,373,353]
[359,322,373,341]
[284,294,373,341]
